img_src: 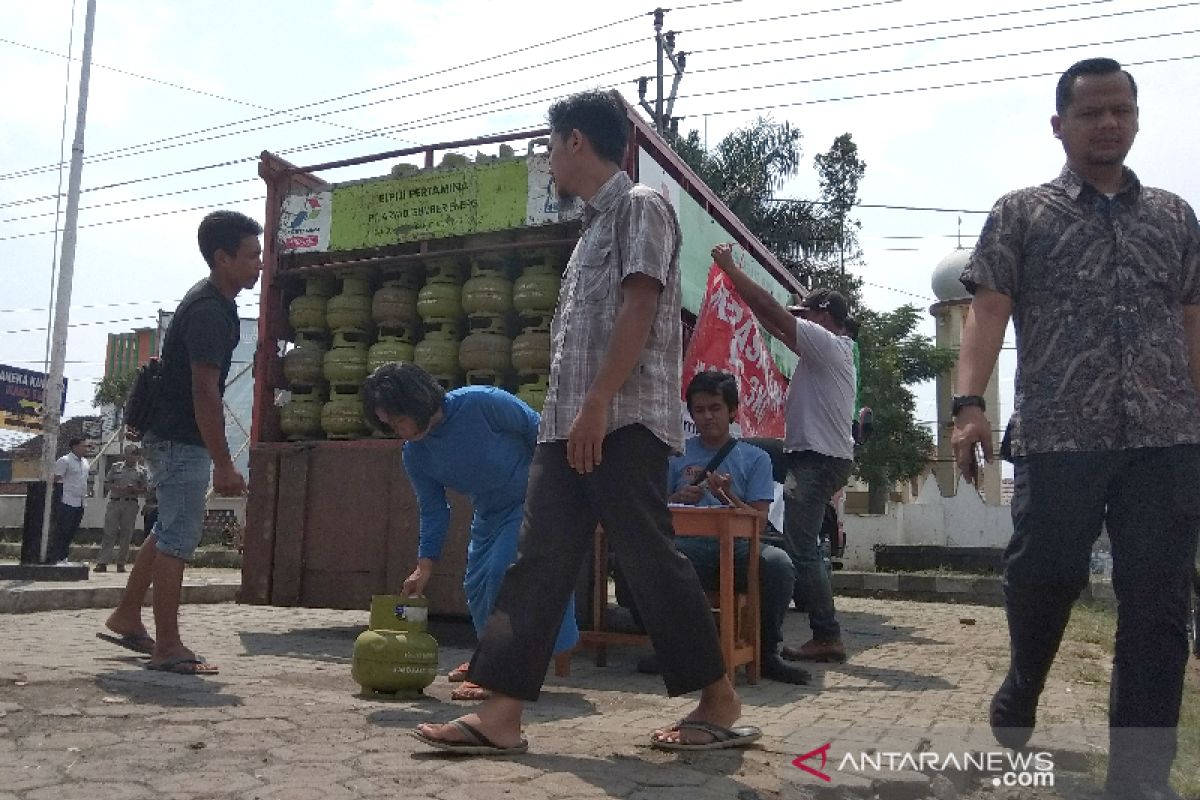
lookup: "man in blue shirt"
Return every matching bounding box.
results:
[643,371,807,685]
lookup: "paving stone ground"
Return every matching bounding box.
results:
[0,591,1115,800]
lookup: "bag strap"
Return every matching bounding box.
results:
[690,438,739,485]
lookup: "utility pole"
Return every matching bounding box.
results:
[637,8,687,133]
[39,0,97,564]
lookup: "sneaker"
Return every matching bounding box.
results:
[989,671,1039,750]
[781,639,846,663]
[92,563,107,573]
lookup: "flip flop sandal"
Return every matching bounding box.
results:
[447,662,471,683]
[411,719,528,756]
[449,682,491,701]
[145,657,219,675]
[650,720,762,751]
[96,631,155,655]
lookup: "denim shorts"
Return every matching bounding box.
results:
[142,434,211,561]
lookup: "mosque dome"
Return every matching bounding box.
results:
[931,248,973,302]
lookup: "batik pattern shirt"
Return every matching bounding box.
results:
[962,165,1200,455]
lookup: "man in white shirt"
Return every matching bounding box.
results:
[49,437,90,563]
[712,244,857,664]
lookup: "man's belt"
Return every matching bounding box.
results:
[111,496,140,501]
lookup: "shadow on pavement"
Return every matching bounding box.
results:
[94,669,243,707]
[365,688,599,729]
[411,750,757,796]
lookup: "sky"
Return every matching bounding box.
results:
[1,0,1197,445]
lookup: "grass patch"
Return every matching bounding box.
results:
[1063,601,1200,800]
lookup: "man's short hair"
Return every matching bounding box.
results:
[197,210,263,268]
[123,444,141,456]
[68,437,85,448]
[547,90,629,165]
[1055,57,1137,115]
[361,362,447,434]
[686,370,740,414]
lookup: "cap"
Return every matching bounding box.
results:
[789,288,849,325]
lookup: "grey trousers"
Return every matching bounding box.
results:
[98,498,140,565]
[468,424,726,701]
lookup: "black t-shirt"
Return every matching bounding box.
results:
[147,278,240,446]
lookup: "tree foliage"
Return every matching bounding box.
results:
[854,306,957,511]
[668,121,950,509]
[92,370,135,424]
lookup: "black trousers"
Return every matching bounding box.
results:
[47,501,84,563]
[1005,446,1200,788]
[469,424,727,701]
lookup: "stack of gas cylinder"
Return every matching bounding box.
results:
[279,247,564,440]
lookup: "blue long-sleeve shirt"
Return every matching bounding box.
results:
[402,387,540,561]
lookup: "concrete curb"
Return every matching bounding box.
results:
[0,580,239,614]
[833,570,1116,607]
[0,541,242,568]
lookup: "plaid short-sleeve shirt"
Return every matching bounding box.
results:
[962,165,1200,456]
[539,170,684,452]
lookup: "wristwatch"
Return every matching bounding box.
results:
[951,394,986,417]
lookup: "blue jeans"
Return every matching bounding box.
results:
[783,450,853,642]
[674,537,796,655]
[142,434,211,561]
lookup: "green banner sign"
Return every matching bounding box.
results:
[329,159,529,250]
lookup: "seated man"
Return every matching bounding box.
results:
[639,370,809,685]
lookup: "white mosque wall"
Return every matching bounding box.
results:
[838,473,1014,570]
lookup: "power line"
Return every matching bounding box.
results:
[675,29,1199,95]
[0,0,1121,183]
[0,37,415,147]
[0,13,645,182]
[687,1,1199,74]
[0,179,258,224]
[0,196,265,242]
[680,52,1200,118]
[685,0,1122,53]
[0,157,258,211]
[1,299,260,334]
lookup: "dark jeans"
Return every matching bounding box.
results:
[1005,446,1200,791]
[783,451,853,641]
[47,501,84,562]
[469,424,726,701]
[675,537,796,656]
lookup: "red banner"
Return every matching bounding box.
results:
[682,264,788,438]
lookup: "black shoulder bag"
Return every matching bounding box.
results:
[689,438,739,485]
[123,357,164,440]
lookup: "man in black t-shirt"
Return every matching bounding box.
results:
[99,210,262,674]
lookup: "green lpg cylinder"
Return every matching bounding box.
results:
[288,274,336,335]
[462,261,513,317]
[279,390,325,441]
[326,271,373,334]
[367,335,416,373]
[351,595,439,695]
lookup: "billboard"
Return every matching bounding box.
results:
[0,365,67,433]
[280,152,577,255]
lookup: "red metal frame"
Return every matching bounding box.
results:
[253,97,803,446]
